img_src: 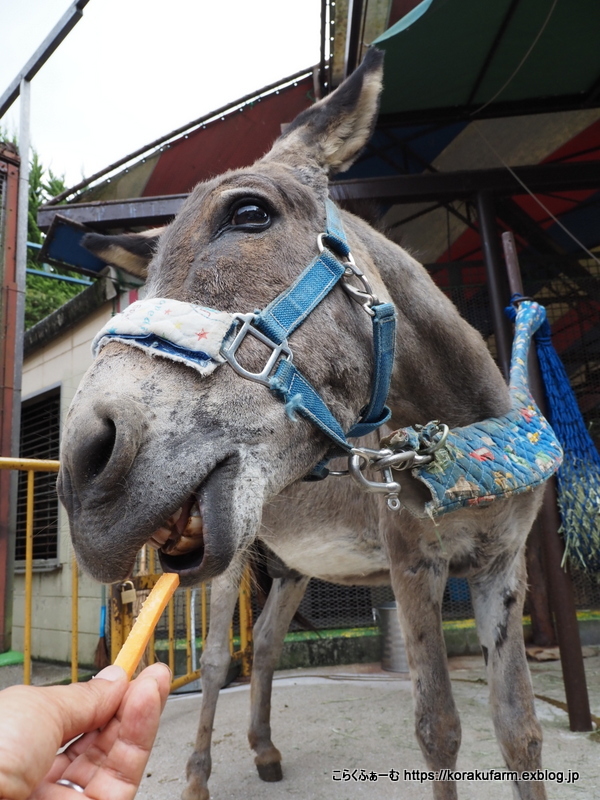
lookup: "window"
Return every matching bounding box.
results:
[15,389,60,562]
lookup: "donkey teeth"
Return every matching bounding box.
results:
[166,507,183,526]
[162,533,203,556]
[183,513,203,536]
[148,526,172,548]
[159,502,204,555]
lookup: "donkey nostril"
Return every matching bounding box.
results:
[62,397,145,495]
[86,418,117,480]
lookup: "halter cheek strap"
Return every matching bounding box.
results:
[93,200,397,465]
[219,200,396,458]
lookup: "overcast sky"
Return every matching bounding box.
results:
[1,0,322,187]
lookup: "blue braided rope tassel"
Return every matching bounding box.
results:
[506,296,600,572]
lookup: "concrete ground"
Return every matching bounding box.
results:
[0,660,94,689]
[137,652,600,800]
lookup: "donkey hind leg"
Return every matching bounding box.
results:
[389,555,460,800]
[248,572,310,781]
[470,547,546,800]
[182,568,242,800]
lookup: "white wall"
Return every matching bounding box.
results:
[13,301,117,664]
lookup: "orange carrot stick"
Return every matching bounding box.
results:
[114,572,180,678]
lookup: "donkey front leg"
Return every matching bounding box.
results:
[470,546,546,800]
[389,553,461,800]
[248,572,310,781]
[183,567,243,800]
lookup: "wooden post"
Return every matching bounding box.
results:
[476,191,513,380]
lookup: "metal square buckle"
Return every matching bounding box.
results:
[220,313,292,386]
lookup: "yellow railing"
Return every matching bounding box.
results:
[0,457,253,689]
[110,555,254,690]
[0,457,61,685]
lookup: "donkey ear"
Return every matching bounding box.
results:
[81,227,165,279]
[267,48,384,175]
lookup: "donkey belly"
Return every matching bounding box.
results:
[260,480,389,582]
[260,526,390,582]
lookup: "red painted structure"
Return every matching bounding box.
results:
[0,144,20,652]
[143,77,314,196]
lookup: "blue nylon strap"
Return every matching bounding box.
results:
[347,302,396,438]
[254,200,349,344]
[271,360,353,452]
[258,200,396,458]
[320,199,351,258]
[256,248,346,343]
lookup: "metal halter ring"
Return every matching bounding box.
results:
[56,779,85,793]
[418,423,450,455]
[317,232,380,316]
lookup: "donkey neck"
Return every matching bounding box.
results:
[346,213,511,430]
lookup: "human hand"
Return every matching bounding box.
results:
[0,661,171,800]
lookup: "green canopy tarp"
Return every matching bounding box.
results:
[373,0,600,122]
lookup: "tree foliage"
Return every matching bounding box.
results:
[25,152,86,328]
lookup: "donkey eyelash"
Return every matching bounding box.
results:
[214,196,275,236]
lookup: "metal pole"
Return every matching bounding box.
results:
[0,0,90,119]
[168,597,175,676]
[0,147,20,654]
[13,79,30,462]
[501,230,592,732]
[5,84,31,658]
[71,558,79,683]
[185,588,192,677]
[23,470,34,685]
[201,583,207,643]
[476,191,513,380]
[190,588,198,673]
[239,566,253,678]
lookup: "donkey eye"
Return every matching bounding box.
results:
[230,202,271,229]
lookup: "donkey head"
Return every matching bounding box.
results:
[58,50,386,585]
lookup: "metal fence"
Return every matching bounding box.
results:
[0,457,62,683]
[110,552,253,690]
[0,457,253,689]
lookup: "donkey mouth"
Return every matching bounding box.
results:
[149,493,206,574]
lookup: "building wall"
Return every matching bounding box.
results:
[12,301,115,664]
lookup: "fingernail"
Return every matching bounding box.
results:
[147,661,173,679]
[93,664,127,681]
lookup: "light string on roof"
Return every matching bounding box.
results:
[470,0,559,118]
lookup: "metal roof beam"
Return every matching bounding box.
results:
[0,0,89,119]
[37,194,187,232]
[330,161,600,203]
[379,93,600,126]
[37,161,600,231]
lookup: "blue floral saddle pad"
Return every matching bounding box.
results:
[397,301,563,519]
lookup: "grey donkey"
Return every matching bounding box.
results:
[60,49,549,800]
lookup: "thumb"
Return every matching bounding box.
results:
[0,668,128,800]
[54,665,129,745]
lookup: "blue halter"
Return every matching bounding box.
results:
[94,200,396,475]
[220,200,396,470]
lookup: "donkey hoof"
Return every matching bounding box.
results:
[182,785,209,800]
[256,761,283,782]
